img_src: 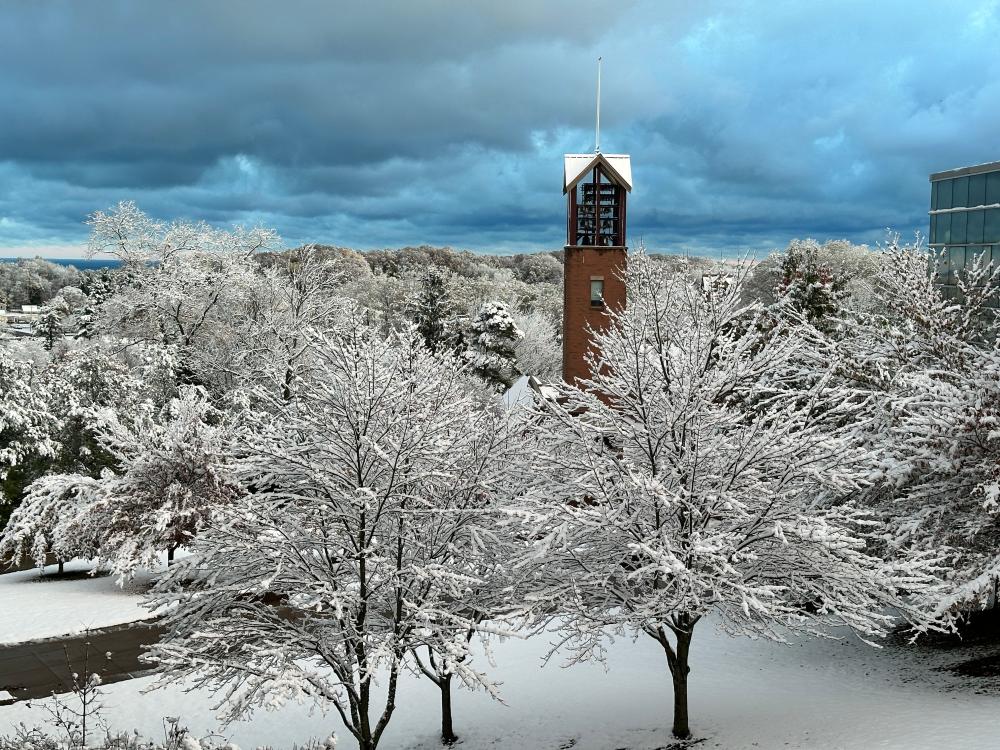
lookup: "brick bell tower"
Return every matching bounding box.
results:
[561,149,632,384]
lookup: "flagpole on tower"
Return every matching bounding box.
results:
[595,56,602,153]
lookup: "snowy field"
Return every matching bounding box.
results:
[1,616,996,749]
[0,561,154,644]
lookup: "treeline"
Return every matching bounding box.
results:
[0,257,91,309]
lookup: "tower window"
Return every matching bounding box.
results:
[576,166,622,246]
[590,277,605,307]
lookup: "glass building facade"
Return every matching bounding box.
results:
[929,161,1000,298]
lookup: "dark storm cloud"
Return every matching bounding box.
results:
[1,0,998,256]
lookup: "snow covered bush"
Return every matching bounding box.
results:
[513,254,940,739]
[0,719,266,749]
[149,320,524,750]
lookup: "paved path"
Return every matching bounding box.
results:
[0,620,164,703]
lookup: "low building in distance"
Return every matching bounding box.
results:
[0,304,46,337]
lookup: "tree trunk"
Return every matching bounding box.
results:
[440,673,457,745]
[57,559,64,575]
[661,625,693,740]
[167,545,175,565]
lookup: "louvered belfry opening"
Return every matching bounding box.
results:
[571,164,626,247]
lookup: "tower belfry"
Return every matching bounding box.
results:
[561,60,631,384]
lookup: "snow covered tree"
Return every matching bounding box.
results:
[85,201,277,390]
[76,271,118,340]
[838,243,1000,616]
[465,301,522,390]
[0,472,104,569]
[148,322,523,750]
[513,252,562,285]
[42,344,161,473]
[0,257,83,309]
[0,340,175,539]
[775,239,850,329]
[513,255,940,739]
[0,350,58,525]
[36,301,67,351]
[745,238,879,312]
[0,351,55,472]
[512,309,561,381]
[0,385,235,576]
[413,269,460,354]
[345,270,418,336]
[85,385,237,572]
[230,244,348,400]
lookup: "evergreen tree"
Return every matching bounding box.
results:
[77,273,116,340]
[465,300,522,390]
[413,269,458,353]
[777,240,848,329]
[37,303,65,351]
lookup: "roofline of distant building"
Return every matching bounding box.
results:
[929,160,1000,182]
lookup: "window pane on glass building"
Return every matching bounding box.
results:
[937,179,953,210]
[968,210,985,244]
[988,173,1000,205]
[939,212,952,244]
[969,174,987,207]
[953,176,970,208]
[951,211,968,243]
[985,209,1000,244]
[929,167,1000,304]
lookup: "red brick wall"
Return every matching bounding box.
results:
[562,245,627,385]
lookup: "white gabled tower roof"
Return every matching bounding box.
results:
[563,153,632,194]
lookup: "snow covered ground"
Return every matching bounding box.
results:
[1,617,997,749]
[0,561,155,644]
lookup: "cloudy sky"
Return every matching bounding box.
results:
[0,1,997,258]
